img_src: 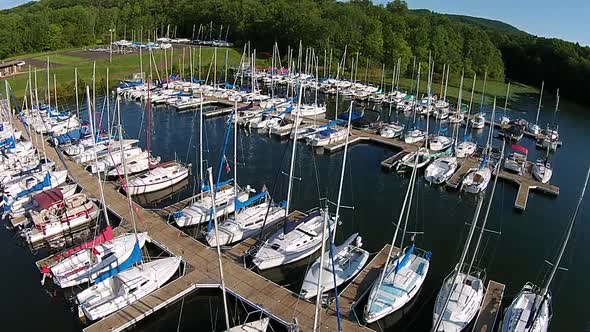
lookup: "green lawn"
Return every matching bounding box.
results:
[5,46,538,107]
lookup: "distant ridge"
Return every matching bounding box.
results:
[410,9,525,35]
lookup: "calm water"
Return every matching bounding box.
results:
[3,90,589,332]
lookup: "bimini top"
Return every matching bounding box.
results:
[33,188,65,210]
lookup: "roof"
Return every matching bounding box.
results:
[0,60,25,69]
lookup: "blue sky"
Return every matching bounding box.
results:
[2,0,588,46]
[378,0,589,46]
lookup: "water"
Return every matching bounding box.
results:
[3,91,589,332]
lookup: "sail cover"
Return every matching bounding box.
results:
[33,188,64,210]
[94,240,143,283]
[511,144,528,155]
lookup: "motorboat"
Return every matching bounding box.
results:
[470,114,486,129]
[396,149,431,171]
[378,123,404,138]
[429,135,453,152]
[504,152,527,175]
[532,159,552,184]
[404,129,426,144]
[305,127,348,147]
[455,141,477,158]
[124,161,189,195]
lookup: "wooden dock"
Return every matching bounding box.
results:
[26,127,372,331]
[331,244,397,323]
[473,280,505,332]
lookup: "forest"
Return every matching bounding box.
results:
[0,0,589,106]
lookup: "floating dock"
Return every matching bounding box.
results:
[474,280,506,332]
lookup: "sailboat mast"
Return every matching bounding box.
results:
[199,91,204,191]
[333,101,354,238]
[312,207,330,332]
[75,68,79,117]
[207,167,231,331]
[535,81,545,125]
[368,151,419,311]
[479,71,487,113]
[425,54,432,147]
[285,83,305,216]
[464,73,477,138]
[233,100,238,204]
[454,71,465,145]
[503,82,511,118]
[86,85,111,228]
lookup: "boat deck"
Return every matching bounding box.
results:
[474,280,505,332]
[27,123,372,331]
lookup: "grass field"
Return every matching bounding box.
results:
[3,46,538,106]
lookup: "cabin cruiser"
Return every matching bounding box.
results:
[429,135,453,152]
[379,122,404,138]
[305,127,348,147]
[455,141,477,158]
[404,129,426,144]
[470,113,486,129]
[124,161,189,195]
[425,156,458,184]
[532,159,552,184]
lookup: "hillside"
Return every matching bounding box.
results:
[0,0,588,106]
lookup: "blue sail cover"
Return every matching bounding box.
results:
[14,172,52,199]
[393,243,415,273]
[53,126,90,145]
[337,111,363,122]
[284,209,322,234]
[94,241,143,283]
[234,191,266,211]
[0,136,16,151]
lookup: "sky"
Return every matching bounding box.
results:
[1,0,588,46]
[377,0,590,46]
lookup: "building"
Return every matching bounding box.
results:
[0,60,25,78]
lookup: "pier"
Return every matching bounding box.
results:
[28,123,375,331]
[474,280,506,332]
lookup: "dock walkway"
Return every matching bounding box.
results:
[28,123,372,331]
[474,280,505,332]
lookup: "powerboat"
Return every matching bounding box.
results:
[425,156,458,184]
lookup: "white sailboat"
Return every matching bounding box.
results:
[76,256,181,321]
[49,233,149,288]
[365,142,431,323]
[502,163,589,332]
[300,103,369,299]
[253,84,329,270]
[433,142,504,332]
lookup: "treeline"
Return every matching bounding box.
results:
[1,0,589,105]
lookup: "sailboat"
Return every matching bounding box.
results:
[456,74,478,158]
[253,84,329,271]
[206,167,270,332]
[299,102,369,299]
[77,95,182,322]
[206,102,285,246]
[528,81,545,135]
[433,143,504,331]
[462,98,499,194]
[365,145,431,323]
[175,99,249,228]
[502,163,589,332]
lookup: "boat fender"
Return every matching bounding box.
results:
[355,236,363,248]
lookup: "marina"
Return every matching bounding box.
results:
[0,18,588,331]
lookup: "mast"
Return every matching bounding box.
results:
[485,98,497,155]
[74,68,79,117]
[147,77,151,154]
[46,57,50,109]
[285,83,305,216]
[207,167,231,331]
[312,206,330,332]
[199,91,204,191]
[233,99,238,207]
[454,71,465,145]
[535,81,545,125]
[86,85,111,229]
[333,101,354,239]
[425,54,432,147]
[464,73,477,138]
[541,162,590,297]
[479,71,487,113]
[503,82,511,119]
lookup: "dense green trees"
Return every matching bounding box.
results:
[1,0,589,105]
